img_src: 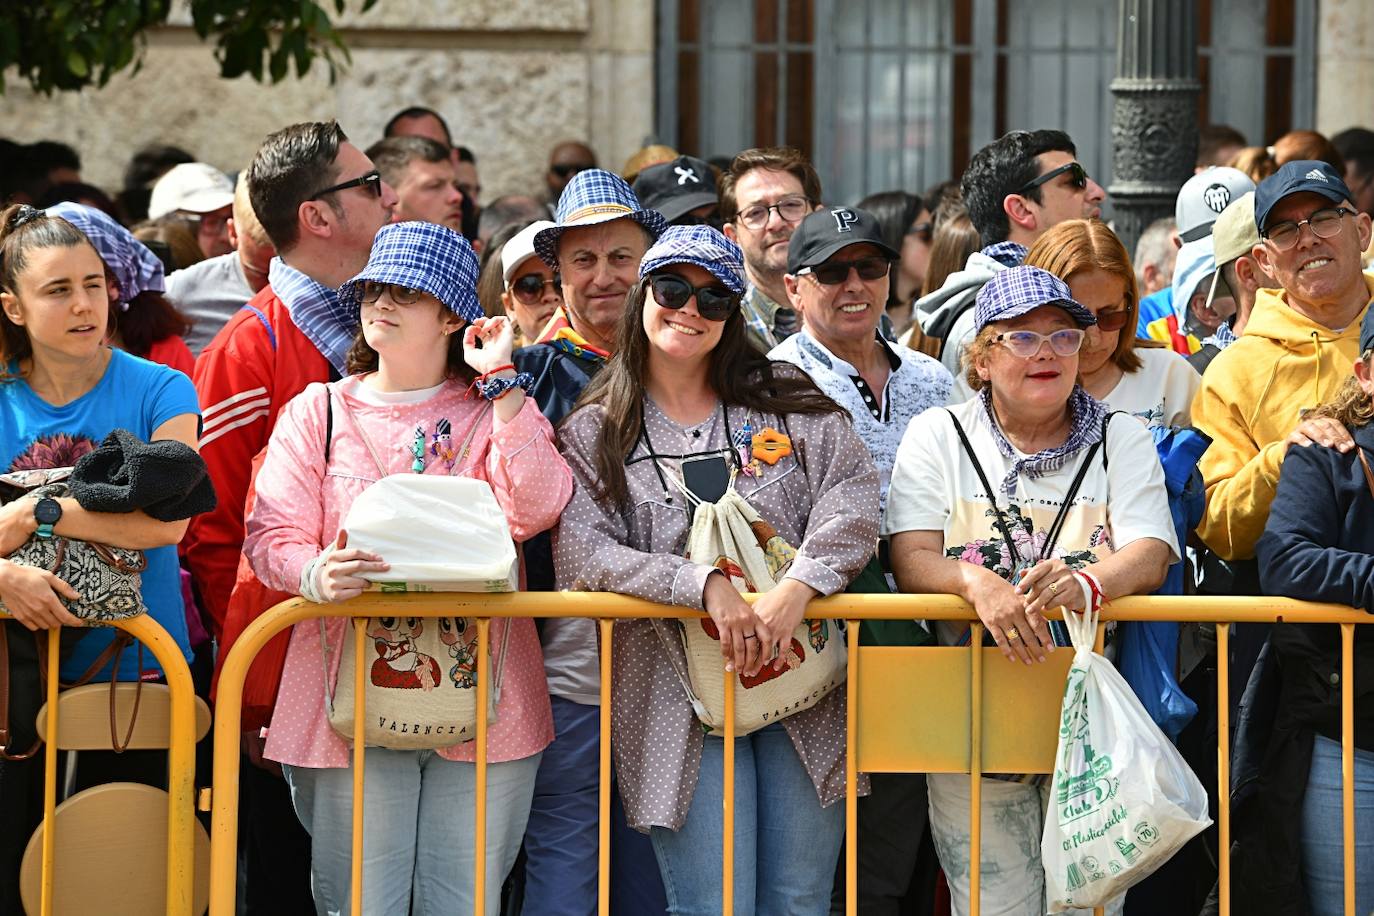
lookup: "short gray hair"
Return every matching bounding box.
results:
[1133,217,1177,287]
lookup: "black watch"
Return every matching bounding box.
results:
[33,497,61,539]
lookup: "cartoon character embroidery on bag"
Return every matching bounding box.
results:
[699,615,806,688]
[430,418,460,470]
[806,618,829,653]
[438,616,478,688]
[369,616,441,690]
[711,556,757,592]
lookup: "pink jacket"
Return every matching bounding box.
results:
[245,376,573,767]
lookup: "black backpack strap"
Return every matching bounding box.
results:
[323,386,334,466]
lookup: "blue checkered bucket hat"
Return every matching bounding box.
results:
[534,169,667,268]
[973,266,1097,332]
[639,225,745,294]
[46,201,165,308]
[339,221,482,323]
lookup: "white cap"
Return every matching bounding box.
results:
[148,163,235,219]
[1175,167,1256,243]
[501,220,557,284]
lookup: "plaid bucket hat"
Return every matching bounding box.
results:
[639,224,746,294]
[46,201,165,309]
[973,265,1097,332]
[339,221,482,323]
[534,169,667,268]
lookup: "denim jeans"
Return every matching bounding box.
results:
[283,748,541,916]
[649,722,844,916]
[1300,734,1374,916]
[926,773,1123,916]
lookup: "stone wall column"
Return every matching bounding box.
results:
[1109,0,1200,254]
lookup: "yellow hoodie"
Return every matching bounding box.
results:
[1191,275,1373,560]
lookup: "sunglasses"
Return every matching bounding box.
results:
[907,221,933,242]
[796,256,890,285]
[1094,308,1129,333]
[1016,161,1089,196]
[993,328,1085,358]
[311,170,383,201]
[510,274,562,304]
[550,162,595,179]
[360,281,425,305]
[648,273,740,322]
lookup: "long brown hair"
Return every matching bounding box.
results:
[0,204,101,376]
[115,290,194,359]
[1024,219,1144,374]
[571,277,843,508]
[1311,351,1374,430]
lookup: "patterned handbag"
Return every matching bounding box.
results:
[0,476,146,624]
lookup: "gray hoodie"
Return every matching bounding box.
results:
[912,250,1008,376]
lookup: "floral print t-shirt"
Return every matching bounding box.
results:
[883,399,1178,645]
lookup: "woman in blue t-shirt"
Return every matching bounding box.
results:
[0,204,200,674]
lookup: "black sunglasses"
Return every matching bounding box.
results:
[797,256,890,285]
[510,274,562,304]
[550,162,595,179]
[310,170,383,201]
[1016,161,1089,196]
[648,274,739,322]
[360,281,424,305]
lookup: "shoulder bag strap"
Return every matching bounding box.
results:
[0,624,44,761]
[1358,447,1374,500]
[331,387,388,479]
[944,408,1023,563]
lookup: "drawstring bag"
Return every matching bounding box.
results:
[1042,605,1211,911]
[660,482,846,735]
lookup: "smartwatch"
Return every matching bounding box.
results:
[33,497,61,540]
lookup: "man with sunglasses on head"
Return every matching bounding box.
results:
[769,205,952,913]
[916,129,1106,379]
[545,140,598,206]
[719,146,826,353]
[185,120,397,913]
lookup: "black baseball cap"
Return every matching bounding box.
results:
[1254,160,1355,233]
[631,156,720,224]
[786,206,898,275]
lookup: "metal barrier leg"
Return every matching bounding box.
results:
[722,667,735,916]
[1216,624,1230,916]
[475,619,490,916]
[39,631,59,916]
[1341,623,1355,916]
[969,623,983,916]
[351,619,367,916]
[598,620,614,916]
[845,620,858,916]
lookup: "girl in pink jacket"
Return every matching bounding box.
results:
[244,221,572,916]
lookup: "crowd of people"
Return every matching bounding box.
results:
[0,109,1371,916]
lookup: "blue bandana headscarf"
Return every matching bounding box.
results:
[45,202,165,310]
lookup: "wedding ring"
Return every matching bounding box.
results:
[744,633,757,640]
[1049,583,1059,594]
[1005,626,1021,641]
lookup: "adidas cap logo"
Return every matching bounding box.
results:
[1305,168,1328,182]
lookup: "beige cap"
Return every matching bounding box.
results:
[1211,192,1259,267]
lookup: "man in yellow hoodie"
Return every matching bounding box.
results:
[1193,159,1373,568]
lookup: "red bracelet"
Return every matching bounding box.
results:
[476,364,515,381]
[1073,569,1104,615]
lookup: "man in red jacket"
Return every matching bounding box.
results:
[187,121,396,637]
[186,119,395,915]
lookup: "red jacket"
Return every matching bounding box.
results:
[185,286,332,638]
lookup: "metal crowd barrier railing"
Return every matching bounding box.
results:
[0,612,199,916]
[206,592,1370,916]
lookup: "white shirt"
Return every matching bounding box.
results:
[769,329,952,515]
[884,399,1179,643]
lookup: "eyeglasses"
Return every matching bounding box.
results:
[360,281,425,305]
[310,170,383,201]
[1093,309,1129,333]
[796,256,890,286]
[993,328,1085,358]
[648,273,740,322]
[510,274,561,304]
[1016,161,1089,196]
[1263,206,1355,251]
[550,162,594,179]
[735,196,811,231]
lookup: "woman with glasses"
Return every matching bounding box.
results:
[555,225,880,914]
[498,220,562,344]
[244,221,572,915]
[1027,219,1199,428]
[885,266,1177,916]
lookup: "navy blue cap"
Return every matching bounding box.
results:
[1360,306,1374,356]
[1254,160,1354,233]
[973,266,1097,331]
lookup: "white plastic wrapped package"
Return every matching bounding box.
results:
[341,475,518,592]
[1041,606,1211,912]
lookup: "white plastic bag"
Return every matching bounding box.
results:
[1041,606,1211,911]
[341,476,518,592]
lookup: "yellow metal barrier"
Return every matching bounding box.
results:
[0,612,199,916]
[207,592,1370,916]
